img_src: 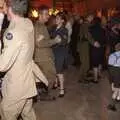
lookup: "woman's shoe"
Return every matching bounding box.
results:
[59,89,65,97]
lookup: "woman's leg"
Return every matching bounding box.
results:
[57,74,65,97]
[93,67,98,82]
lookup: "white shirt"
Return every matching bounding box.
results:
[65,21,72,44]
[0,13,4,31]
[108,51,120,67]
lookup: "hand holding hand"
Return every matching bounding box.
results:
[54,35,61,43]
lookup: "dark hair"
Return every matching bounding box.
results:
[62,10,68,15]
[38,5,49,13]
[80,16,84,21]
[56,12,67,23]
[93,17,101,25]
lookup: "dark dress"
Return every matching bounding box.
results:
[90,24,106,67]
[70,20,80,66]
[51,26,68,73]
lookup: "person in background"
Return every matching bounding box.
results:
[78,14,100,83]
[65,12,73,44]
[64,12,74,68]
[89,17,106,83]
[107,43,120,111]
[70,15,81,67]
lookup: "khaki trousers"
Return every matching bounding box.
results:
[0,98,36,120]
[79,42,90,77]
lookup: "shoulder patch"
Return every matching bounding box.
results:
[6,33,13,40]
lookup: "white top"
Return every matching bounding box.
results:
[0,13,4,31]
[108,51,120,67]
[65,21,72,44]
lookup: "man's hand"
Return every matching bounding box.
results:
[37,35,44,42]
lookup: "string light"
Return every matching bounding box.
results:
[32,9,39,18]
[49,8,59,15]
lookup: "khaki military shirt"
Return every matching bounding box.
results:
[34,21,56,62]
[79,22,94,45]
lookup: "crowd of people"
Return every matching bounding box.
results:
[0,0,120,119]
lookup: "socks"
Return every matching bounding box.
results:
[93,67,98,81]
[57,74,64,95]
[112,87,120,101]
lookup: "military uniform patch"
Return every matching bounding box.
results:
[6,33,13,40]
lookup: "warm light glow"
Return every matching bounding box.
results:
[49,8,59,15]
[108,8,117,17]
[32,10,39,18]
[97,10,102,18]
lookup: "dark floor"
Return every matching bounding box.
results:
[34,66,120,120]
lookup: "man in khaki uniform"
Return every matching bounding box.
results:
[34,5,61,89]
[0,0,48,120]
[78,15,100,83]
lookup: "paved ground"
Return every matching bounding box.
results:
[34,66,120,120]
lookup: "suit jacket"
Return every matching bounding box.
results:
[0,18,48,101]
